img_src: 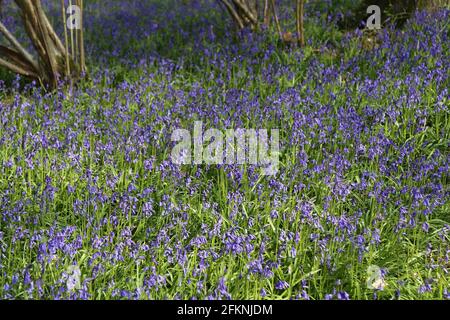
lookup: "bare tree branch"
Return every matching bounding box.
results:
[0,45,37,73]
[218,0,245,29]
[0,20,39,71]
[0,56,38,78]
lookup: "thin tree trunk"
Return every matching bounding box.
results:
[263,0,271,26]
[270,0,283,39]
[296,0,304,47]
[78,0,85,73]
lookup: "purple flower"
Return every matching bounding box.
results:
[444,289,450,300]
[275,280,289,291]
[260,288,267,298]
[216,277,232,300]
[337,291,350,300]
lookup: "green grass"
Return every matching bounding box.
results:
[0,1,449,300]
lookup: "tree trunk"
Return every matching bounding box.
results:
[217,0,260,30]
[218,0,306,47]
[0,0,85,89]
